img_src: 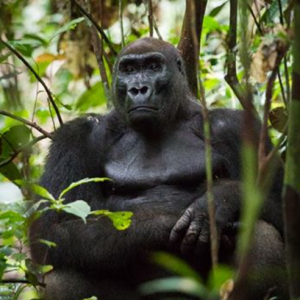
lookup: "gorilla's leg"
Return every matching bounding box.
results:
[44,270,140,300]
[242,221,288,300]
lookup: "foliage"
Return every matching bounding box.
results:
[0,0,296,299]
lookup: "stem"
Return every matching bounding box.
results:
[148,0,154,37]
[1,40,63,126]
[119,0,125,48]
[72,0,117,56]
[0,110,53,139]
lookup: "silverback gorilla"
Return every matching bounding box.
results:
[30,38,287,300]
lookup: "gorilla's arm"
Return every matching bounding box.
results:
[30,116,178,274]
[30,209,177,274]
[170,109,284,252]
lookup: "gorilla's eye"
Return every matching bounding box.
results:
[122,65,135,74]
[120,65,136,74]
[148,63,161,72]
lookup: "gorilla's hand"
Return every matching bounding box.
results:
[169,180,240,255]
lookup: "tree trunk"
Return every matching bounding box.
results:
[283,1,300,298]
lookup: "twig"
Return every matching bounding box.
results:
[247,3,263,35]
[187,0,218,269]
[178,0,208,96]
[277,0,291,103]
[0,110,53,139]
[153,17,163,40]
[119,0,125,48]
[91,28,111,104]
[0,135,48,168]
[1,278,46,288]
[148,0,154,37]
[225,0,258,117]
[1,40,63,126]
[258,47,287,176]
[72,0,117,56]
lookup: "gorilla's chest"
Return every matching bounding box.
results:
[104,130,206,190]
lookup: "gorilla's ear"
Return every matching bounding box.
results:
[176,58,185,76]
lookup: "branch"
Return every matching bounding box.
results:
[72,0,117,56]
[0,110,53,139]
[187,0,219,269]
[119,0,125,48]
[0,40,63,126]
[148,0,154,37]
[178,0,208,97]
[91,28,110,94]
[225,0,258,117]
[258,47,287,176]
[1,278,46,288]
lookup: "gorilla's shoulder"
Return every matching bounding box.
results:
[210,108,244,133]
[51,111,125,150]
[52,113,106,142]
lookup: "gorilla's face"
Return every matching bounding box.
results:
[112,38,188,133]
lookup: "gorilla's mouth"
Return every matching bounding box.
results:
[128,106,159,114]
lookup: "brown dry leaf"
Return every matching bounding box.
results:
[219,278,234,300]
[251,25,288,83]
[35,53,65,63]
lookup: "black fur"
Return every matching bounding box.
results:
[30,38,287,300]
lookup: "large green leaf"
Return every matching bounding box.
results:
[75,82,107,111]
[49,17,85,41]
[260,0,289,24]
[91,210,133,230]
[152,252,202,282]
[59,177,111,200]
[139,277,207,299]
[63,200,91,223]
[15,180,55,201]
[0,125,31,159]
[0,161,22,181]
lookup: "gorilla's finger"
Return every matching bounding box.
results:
[180,220,201,254]
[169,209,193,244]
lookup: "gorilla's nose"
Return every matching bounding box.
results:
[128,85,152,102]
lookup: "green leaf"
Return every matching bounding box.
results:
[38,239,57,248]
[26,259,53,277]
[203,16,221,32]
[207,264,234,291]
[0,253,7,280]
[260,0,289,24]
[63,200,91,223]
[269,106,287,133]
[59,177,111,200]
[0,53,11,64]
[82,297,98,300]
[209,1,228,17]
[23,33,48,47]
[0,125,31,159]
[49,17,85,41]
[76,82,107,111]
[15,180,55,201]
[0,210,25,222]
[152,252,202,282]
[7,40,34,57]
[0,161,22,181]
[139,277,207,299]
[91,210,133,230]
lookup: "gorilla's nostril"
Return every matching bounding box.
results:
[129,87,139,96]
[140,86,148,95]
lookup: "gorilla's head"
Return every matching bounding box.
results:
[112,38,190,133]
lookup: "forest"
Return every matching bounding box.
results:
[0,0,300,299]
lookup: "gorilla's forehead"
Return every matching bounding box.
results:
[119,37,181,61]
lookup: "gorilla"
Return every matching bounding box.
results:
[30,38,287,300]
